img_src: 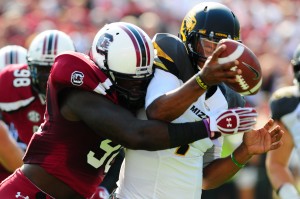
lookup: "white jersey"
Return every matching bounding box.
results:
[116,69,228,199]
[116,33,245,198]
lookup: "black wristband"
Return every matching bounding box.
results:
[168,121,209,148]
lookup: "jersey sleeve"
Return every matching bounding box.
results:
[51,52,115,98]
[152,33,195,82]
[145,68,181,108]
[0,64,35,112]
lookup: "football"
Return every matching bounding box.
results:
[217,39,262,96]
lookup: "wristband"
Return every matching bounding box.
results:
[231,153,245,168]
[195,74,208,90]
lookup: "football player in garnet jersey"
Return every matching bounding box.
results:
[115,2,283,199]
[0,22,266,199]
[266,44,300,199]
[0,45,28,182]
[0,30,76,145]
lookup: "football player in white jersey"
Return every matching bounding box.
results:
[266,44,300,199]
[115,2,283,199]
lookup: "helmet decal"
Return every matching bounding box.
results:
[42,32,58,56]
[185,11,197,33]
[96,33,113,56]
[180,11,197,42]
[118,23,151,67]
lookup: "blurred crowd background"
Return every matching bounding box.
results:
[0,0,299,198]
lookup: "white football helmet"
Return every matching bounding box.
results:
[0,45,27,70]
[90,22,154,110]
[27,30,76,94]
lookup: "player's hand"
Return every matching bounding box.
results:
[90,186,110,199]
[205,107,258,139]
[242,118,283,155]
[199,44,241,86]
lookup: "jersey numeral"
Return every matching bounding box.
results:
[175,145,190,156]
[87,139,121,172]
[13,69,31,87]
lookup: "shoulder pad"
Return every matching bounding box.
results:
[218,83,246,108]
[0,64,35,111]
[51,52,113,95]
[153,33,195,82]
[270,86,300,119]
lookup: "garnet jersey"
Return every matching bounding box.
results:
[270,85,300,153]
[23,51,121,198]
[0,64,45,144]
[116,33,246,199]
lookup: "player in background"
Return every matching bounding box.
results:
[0,45,28,182]
[0,22,261,199]
[266,44,300,199]
[115,2,283,199]
[0,45,28,71]
[0,30,76,145]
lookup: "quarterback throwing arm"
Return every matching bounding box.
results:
[147,33,246,122]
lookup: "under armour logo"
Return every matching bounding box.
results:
[226,118,232,127]
[15,192,29,199]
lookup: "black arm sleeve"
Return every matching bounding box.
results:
[168,121,209,148]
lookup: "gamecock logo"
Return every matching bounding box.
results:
[71,71,84,86]
[96,33,113,55]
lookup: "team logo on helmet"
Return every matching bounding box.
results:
[27,111,41,123]
[180,11,197,42]
[71,71,84,86]
[185,11,197,32]
[96,33,113,55]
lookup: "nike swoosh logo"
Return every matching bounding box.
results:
[242,62,260,80]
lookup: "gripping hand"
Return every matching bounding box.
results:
[205,107,258,139]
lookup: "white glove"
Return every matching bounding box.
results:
[278,183,300,199]
[206,107,258,139]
